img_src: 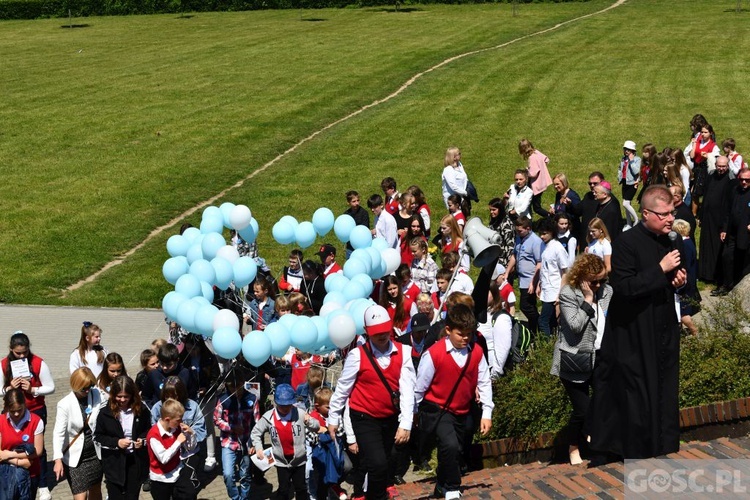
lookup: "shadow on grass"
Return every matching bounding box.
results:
[369,6,423,13]
[176,14,195,19]
[60,24,91,28]
[723,8,749,12]
[301,17,327,22]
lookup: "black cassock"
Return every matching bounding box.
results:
[588,223,682,459]
[698,171,732,282]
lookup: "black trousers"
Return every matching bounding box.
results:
[350,411,398,500]
[561,377,592,447]
[531,192,548,219]
[275,464,307,499]
[105,454,143,500]
[419,408,466,492]
[722,236,750,289]
[519,288,539,334]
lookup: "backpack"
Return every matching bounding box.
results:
[491,310,533,371]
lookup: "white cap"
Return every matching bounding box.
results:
[364,305,393,335]
[623,140,637,151]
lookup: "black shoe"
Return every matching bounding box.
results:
[142,479,151,492]
[393,475,406,485]
[418,460,433,473]
[711,287,729,297]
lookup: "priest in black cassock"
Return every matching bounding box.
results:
[588,185,687,460]
[697,156,732,288]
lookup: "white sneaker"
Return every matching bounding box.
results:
[204,456,217,471]
[37,487,52,500]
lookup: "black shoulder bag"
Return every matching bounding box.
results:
[362,343,401,412]
[419,349,472,433]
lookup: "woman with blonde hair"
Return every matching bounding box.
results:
[551,253,612,465]
[585,218,612,273]
[441,146,469,209]
[518,138,552,218]
[53,367,103,500]
[434,214,469,272]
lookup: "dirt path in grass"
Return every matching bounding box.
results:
[65,0,627,294]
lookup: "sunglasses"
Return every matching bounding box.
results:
[590,278,608,286]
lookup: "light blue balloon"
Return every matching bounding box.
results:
[211,257,234,290]
[200,281,214,303]
[186,244,204,265]
[333,214,356,243]
[342,280,367,302]
[371,237,389,251]
[348,298,373,335]
[265,323,292,358]
[311,316,329,344]
[364,248,383,278]
[279,215,299,230]
[349,225,372,250]
[202,206,222,222]
[295,221,317,249]
[219,202,236,229]
[201,233,226,261]
[166,235,190,257]
[162,292,188,322]
[350,249,372,273]
[200,215,224,235]
[375,258,388,279]
[212,327,242,359]
[238,224,256,244]
[343,258,368,279]
[177,299,201,332]
[194,304,219,336]
[163,257,189,285]
[249,218,259,238]
[350,273,374,297]
[325,273,349,294]
[324,291,347,306]
[291,316,318,352]
[312,208,335,236]
[233,257,258,289]
[182,227,201,244]
[189,259,216,284]
[272,221,295,245]
[192,296,212,308]
[242,330,272,367]
[278,313,299,332]
[175,274,202,298]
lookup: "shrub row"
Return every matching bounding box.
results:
[485,293,750,442]
[0,0,588,20]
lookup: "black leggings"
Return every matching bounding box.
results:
[531,192,549,219]
[561,377,592,447]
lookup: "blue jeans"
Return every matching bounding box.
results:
[221,447,251,500]
[0,463,39,500]
[539,301,557,337]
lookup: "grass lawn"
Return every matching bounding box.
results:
[1,0,748,308]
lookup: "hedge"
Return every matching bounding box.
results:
[0,0,590,20]
[484,293,750,442]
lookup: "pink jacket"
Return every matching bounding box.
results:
[527,150,552,195]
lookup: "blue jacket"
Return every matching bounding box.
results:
[150,398,206,443]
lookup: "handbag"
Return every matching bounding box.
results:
[362,343,400,412]
[559,350,594,377]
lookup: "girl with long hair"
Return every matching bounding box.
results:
[70,322,107,378]
[0,388,45,500]
[585,218,612,274]
[97,353,127,401]
[518,138,552,218]
[379,275,413,335]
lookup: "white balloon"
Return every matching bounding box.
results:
[212,309,240,332]
[381,248,401,275]
[328,312,357,348]
[216,245,240,265]
[319,301,343,317]
[229,205,253,231]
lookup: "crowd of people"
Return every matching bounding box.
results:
[2,114,749,500]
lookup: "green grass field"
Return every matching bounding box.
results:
[1,0,748,308]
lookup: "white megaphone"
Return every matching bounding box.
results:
[463,217,502,268]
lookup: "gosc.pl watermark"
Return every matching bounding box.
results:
[625,459,750,498]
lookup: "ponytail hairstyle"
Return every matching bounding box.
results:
[4,332,36,387]
[77,321,104,365]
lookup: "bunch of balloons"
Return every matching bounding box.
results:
[161,204,402,368]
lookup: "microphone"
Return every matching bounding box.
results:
[668,231,679,251]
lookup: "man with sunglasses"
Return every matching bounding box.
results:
[565,171,606,253]
[719,168,750,294]
[589,184,687,461]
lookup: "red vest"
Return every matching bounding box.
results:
[693,138,716,163]
[323,262,343,279]
[2,356,45,412]
[0,411,41,477]
[349,343,403,418]
[146,424,181,476]
[273,412,296,457]
[424,341,483,415]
